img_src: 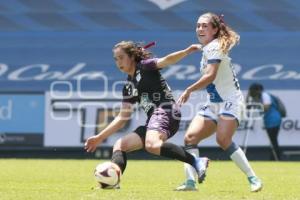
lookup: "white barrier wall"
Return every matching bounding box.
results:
[44,91,300,147]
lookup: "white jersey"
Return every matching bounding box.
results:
[200,39,242,102]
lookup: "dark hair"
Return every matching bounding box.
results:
[113,41,153,63]
[247,82,264,102]
[249,83,264,92]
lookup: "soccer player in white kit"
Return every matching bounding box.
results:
[175,12,263,192]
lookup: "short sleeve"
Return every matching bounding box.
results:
[262,92,272,105]
[140,58,158,70]
[204,40,224,64]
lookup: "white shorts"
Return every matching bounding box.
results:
[197,94,245,124]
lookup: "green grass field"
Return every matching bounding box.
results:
[0,159,299,200]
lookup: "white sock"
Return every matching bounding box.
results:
[230,147,256,177]
[184,147,199,182]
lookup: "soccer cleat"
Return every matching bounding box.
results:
[248,176,263,192]
[113,183,121,189]
[175,179,197,191]
[192,157,209,183]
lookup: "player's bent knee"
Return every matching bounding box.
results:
[184,133,198,144]
[144,140,162,154]
[113,138,129,152]
[216,136,231,150]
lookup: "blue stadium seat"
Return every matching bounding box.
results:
[0,0,299,91]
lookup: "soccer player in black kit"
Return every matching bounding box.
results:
[85,41,208,188]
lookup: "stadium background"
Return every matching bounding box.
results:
[0,0,299,160]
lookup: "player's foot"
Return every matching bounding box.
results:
[192,157,209,183]
[248,176,263,192]
[113,183,120,189]
[175,179,197,191]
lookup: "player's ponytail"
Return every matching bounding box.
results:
[204,13,240,54]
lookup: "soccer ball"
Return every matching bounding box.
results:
[94,161,121,188]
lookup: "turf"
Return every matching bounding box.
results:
[0,159,299,200]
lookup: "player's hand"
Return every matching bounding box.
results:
[177,89,191,106]
[186,44,202,54]
[84,135,102,153]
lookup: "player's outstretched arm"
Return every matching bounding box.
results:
[156,44,202,69]
[84,103,133,152]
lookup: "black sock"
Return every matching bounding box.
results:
[184,144,199,157]
[160,142,195,165]
[111,150,127,173]
[184,144,199,152]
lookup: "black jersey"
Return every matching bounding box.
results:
[122,58,174,116]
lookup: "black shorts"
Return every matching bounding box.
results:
[134,104,181,144]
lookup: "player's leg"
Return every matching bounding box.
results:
[145,129,197,166]
[176,115,216,191]
[144,105,195,161]
[144,105,208,184]
[104,129,144,189]
[112,129,144,174]
[266,126,280,160]
[217,115,262,192]
[177,104,218,190]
